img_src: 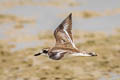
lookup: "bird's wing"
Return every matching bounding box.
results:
[54,13,77,49]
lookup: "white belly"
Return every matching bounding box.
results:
[70,53,91,56]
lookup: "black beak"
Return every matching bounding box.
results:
[34,53,42,56]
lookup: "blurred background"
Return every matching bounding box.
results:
[0,0,120,80]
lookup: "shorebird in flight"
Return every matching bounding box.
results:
[34,13,97,60]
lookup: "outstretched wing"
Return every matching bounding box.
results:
[54,13,77,49]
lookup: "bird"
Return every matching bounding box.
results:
[34,13,97,60]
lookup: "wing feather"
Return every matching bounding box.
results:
[54,13,77,49]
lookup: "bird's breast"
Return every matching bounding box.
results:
[49,52,65,60]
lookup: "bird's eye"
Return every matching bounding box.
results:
[43,49,48,53]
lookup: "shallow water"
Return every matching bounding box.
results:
[0,0,120,51]
[0,0,120,32]
[99,72,120,80]
[0,1,120,80]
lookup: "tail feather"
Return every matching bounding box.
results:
[71,53,91,56]
[71,52,97,57]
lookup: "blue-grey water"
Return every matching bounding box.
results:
[0,1,120,79]
[0,0,120,51]
[99,72,120,80]
[0,0,120,32]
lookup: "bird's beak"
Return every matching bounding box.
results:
[34,52,42,56]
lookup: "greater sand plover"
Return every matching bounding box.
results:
[34,13,97,60]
